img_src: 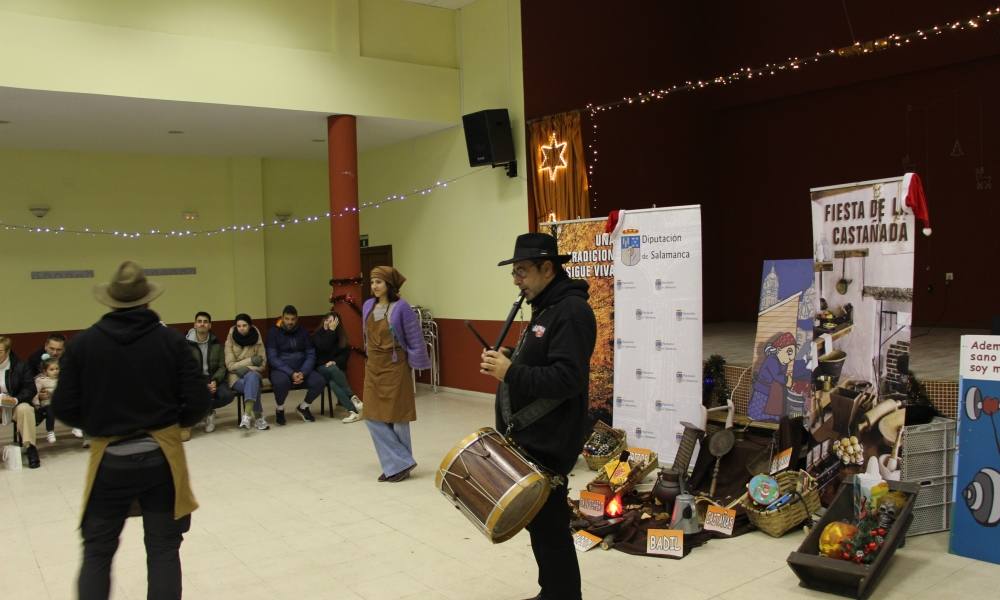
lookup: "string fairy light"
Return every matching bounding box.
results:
[573,5,1000,210]
[0,168,488,239]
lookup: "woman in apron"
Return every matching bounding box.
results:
[361,266,431,482]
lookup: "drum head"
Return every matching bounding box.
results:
[489,474,551,543]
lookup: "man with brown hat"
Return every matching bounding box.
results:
[52,260,211,600]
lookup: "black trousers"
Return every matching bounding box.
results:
[79,449,191,600]
[34,404,55,431]
[525,483,582,600]
[210,381,234,409]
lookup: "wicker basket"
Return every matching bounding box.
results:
[742,471,821,537]
[582,420,627,471]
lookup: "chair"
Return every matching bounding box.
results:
[233,375,334,421]
[234,373,273,425]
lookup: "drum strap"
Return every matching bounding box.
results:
[500,384,569,434]
[498,306,566,434]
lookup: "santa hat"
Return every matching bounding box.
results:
[902,172,932,236]
[604,209,621,234]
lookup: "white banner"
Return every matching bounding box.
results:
[810,176,916,392]
[611,206,703,464]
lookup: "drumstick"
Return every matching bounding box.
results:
[464,320,491,350]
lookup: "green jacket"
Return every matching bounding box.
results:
[186,329,226,384]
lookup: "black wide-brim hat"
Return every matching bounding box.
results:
[497,232,572,266]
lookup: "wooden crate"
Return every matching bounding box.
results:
[786,480,919,599]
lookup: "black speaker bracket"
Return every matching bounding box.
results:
[492,160,517,178]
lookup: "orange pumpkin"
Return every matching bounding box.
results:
[819,521,858,558]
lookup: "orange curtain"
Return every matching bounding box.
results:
[528,111,589,222]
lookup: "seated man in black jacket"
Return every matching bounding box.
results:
[480,233,597,600]
[0,336,40,468]
[53,261,211,600]
[27,332,66,377]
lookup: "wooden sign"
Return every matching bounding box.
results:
[627,446,654,460]
[646,528,684,557]
[703,505,737,536]
[573,530,601,552]
[770,447,793,474]
[579,490,607,518]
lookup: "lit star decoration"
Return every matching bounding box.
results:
[539,132,568,182]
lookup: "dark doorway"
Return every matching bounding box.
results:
[360,245,393,303]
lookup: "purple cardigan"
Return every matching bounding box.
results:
[362,297,431,370]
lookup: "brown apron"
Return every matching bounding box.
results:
[362,312,415,422]
[79,424,198,527]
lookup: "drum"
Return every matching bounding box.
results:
[435,427,551,543]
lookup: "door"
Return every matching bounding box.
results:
[360,245,393,303]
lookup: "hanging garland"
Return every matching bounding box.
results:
[329,276,365,287]
[330,293,362,317]
[0,168,489,239]
[575,6,1000,208]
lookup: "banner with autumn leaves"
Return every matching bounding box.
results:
[542,218,614,425]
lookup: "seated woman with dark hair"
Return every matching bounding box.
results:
[312,311,363,423]
[225,314,270,431]
[0,336,41,468]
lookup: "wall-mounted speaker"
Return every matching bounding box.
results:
[462,109,516,177]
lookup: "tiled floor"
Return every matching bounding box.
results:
[2,388,996,600]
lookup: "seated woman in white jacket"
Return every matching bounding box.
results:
[225,313,269,430]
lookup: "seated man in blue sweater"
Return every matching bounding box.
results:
[265,305,325,425]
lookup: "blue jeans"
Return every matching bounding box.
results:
[316,364,356,412]
[365,421,415,477]
[232,371,262,415]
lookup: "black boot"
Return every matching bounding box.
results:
[26,444,40,469]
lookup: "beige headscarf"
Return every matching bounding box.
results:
[371,266,406,291]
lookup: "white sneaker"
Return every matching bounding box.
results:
[350,395,363,412]
[204,411,216,433]
[46,431,56,444]
[342,411,361,424]
[239,414,252,429]
[255,417,270,430]
[71,428,84,438]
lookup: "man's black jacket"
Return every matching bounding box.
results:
[495,271,597,475]
[53,307,211,437]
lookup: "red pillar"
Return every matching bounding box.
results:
[327,115,364,396]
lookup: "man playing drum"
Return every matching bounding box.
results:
[480,233,597,600]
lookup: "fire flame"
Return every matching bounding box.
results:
[605,494,624,517]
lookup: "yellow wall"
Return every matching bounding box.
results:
[360,0,458,68]
[261,158,332,317]
[0,0,527,335]
[0,150,332,333]
[0,0,459,124]
[358,0,527,320]
[0,0,335,52]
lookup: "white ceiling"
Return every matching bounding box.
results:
[0,86,455,160]
[403,0,478,8]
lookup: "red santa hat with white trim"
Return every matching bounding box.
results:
[902,172,932,236]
